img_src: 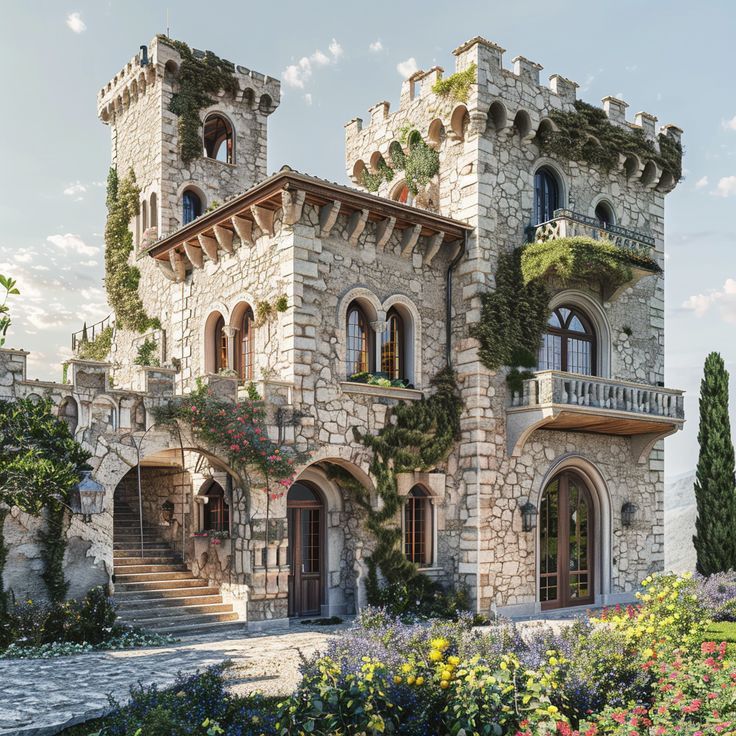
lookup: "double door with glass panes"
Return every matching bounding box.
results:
[539,472,595,610]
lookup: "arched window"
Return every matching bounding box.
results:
[213,314,228,372]
[538,306,596,376]
[594,201,615,228]
[149,192,158,231]
[141,199,148,232]
[182,190,202,225]
[346,301,372,377]
[534,166,560,225]
[381,308,404,380]
[202,482,229,533]
[404,486,433,566]
[238,306,255,382]
[203,113,234,163]
[390,181,414,206]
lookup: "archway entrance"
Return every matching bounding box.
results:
[287,481,324,617]
[539,471,595,610]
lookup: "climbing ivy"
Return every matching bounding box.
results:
[521,236,660,292]
[133,337,160,367]
[361,133,439,195]
[77,326,113,361]
[432,63,477,103]
[332,369,463,614]
[38,502,69,603]
[104,168,159,333]
[164,38,238,165]
[536,100,683,181]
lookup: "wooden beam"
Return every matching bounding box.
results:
[198,234,219,264]
[347,208,369,246]
[155,259,178,282]
[214,225,234,254]
[318,200,341,237]
[182,240,203,269]
[400,224,422,257]
[251,205,274,236]
[169,249,186,281]
[231,216,253,246]
[424,232,444,266]
[375,216,396,250]
[281,188,305,225]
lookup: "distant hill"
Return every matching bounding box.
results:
[664,471,696,572]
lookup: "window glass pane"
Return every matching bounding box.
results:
[381,313,402,380]
[569,316,585,333]
[538,333,562,371]
[347,306,369,376]
[548,311,562,328]
[539,481,559,603]
[567,338,592,375]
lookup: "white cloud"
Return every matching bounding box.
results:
[722,115,736,131]
[282,40,343,89]
[66,12,86,33]
[304,93,313,106]
[369,40,383,53]
[47,233,99,257]
[397,57,418,79]
[714,176,736,197]
[695,176,709,189]
[63,182,87,198]
[683,278,736,324]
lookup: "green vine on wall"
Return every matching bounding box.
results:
[134,337,160,367]
[432,63,477,103]
[104,168,160,334]
[77,326,114,362]
[332,369,463,613]
[537,100,683,182]
[38,502,69,603]
[361,133,439,196]
[163,37,238,165]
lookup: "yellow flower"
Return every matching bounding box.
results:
[547,705,559,715]
[429,649,443,662]
[447,655,461,666]
[401,663,412,674]
[500,661,508,670]
[440,680,450,689]
[407,676,415,685]
[643,648,655,659]
[393,676,402,684]
[430,637,450,652]
[415,676,424,686]
[441,670,453,681]
[548,656,558,666]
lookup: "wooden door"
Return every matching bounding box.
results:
[539,472,595,610]
[287,482,324,617]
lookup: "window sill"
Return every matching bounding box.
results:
[340,381,423,401]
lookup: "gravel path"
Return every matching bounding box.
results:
[0,622,347,736]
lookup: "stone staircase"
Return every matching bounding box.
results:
[113,503,242,635]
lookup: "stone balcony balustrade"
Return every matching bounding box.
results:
[506,370,684,462]
[528,208,656,252]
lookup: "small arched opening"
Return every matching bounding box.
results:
[203,113,235,163]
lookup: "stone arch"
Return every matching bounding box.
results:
[229,298,257,381]
[388,141,405,167]
[382,293,422,388]
[512,109,533,139]
[369,151,388,173]
[258,93,274,114]
[531,158,568,218]
[623,153,643,180]
[58,396,79,434]
[532,453,613,605]
[202,109,236,164]
[427,118,446,149]
[91,394,118,431]
[486,100,508,133]
[352,159,367,184]
[203,307,229,374]
[548,289,612,379]
[536,116,558,140]
[450,104,469,141]
[337,286,383,378]
[640,160,658,188]
[164,59,178,78]
[242,87,255,106]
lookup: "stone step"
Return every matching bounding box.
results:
[116,593,224,609]
[115,570,196,584]
[114,542,173,550]
[119,604,237,623]
[114,585,221,600]
[114,546,177,555]
[115,578,210,592]
[114,555,181,566]
[113,563,188,575]
[145,619,246,636]
[113,533,166,541]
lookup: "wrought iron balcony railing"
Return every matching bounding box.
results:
[527,209,656,251]
[71,314,114,352]
[506,370,684,461]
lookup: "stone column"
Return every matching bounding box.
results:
[370,320,386,373]
[223,325,238,373]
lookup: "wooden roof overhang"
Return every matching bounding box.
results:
[145,170,471,282]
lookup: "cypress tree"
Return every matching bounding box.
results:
[693,352,736,575]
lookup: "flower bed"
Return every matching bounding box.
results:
[64,572,736,735]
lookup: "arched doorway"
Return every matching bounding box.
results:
[539,471,595,610]
[287,481,325,617]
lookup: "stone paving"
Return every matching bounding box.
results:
[0,623,345,736]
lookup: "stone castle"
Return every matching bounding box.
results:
[0,34,684,631]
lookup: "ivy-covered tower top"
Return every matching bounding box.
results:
[97,35,280,242]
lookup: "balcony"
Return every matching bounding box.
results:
[506,371,684,462]
[528,209,656,251]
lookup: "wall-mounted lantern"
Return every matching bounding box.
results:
[621,501,637,528]
[161,500,175,525]
[519,501,538,533]
[69,470,105,521]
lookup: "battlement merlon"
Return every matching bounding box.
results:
[97,35,281,124]
[345,36,682,181]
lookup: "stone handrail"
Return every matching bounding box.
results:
[511,370,684,420]
[529,209,656,251]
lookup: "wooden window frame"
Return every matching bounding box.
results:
[202,482,229,533]
[539,306,596,376]
[534,167,560,225]
[346,301,373,377]
[381,308,405,381]
[404,486,433,567]
[237,306,255,382]
[213,315,228,373]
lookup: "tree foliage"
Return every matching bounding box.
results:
[693,352,736,576]
[0,274,19,348]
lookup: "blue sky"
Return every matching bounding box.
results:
[0,1,734,478]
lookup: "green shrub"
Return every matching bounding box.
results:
[77,326,113,361]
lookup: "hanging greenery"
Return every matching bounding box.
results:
[77,326,113,361]
[536,100,683,182]
[133,337,160,367]
[361,134,439,196]
[104,168,160,333]
[0,274,19,348]
[521,236,660,292]
[38,502,69,603]
[432,63,477,103]
[164,38,238,165]
[332,369,463,615]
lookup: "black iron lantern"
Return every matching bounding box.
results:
[621,501,637,528]
[69,470,105,522]
[161,500,175,524]
[519,501,537,532]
